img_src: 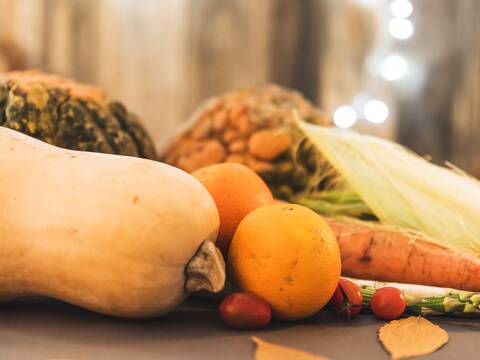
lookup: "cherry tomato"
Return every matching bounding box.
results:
[219,292,272,329]
[329,278,363,318]
[370,287,406,320]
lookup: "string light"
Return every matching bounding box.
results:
[334,106,357,129]
[390,0,413,18]
[389,18,414,40]
[353,93,371,114]
[364,100,389,123]
[381,54,408,81]
[348,0,414,127]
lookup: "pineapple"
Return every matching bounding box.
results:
[160,84,331,199]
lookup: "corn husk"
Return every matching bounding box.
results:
[298,121,480,257]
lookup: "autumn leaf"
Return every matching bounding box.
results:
[379,316,449,359]
[252,337,330,360]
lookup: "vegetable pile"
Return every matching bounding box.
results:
[2,74,479,359]
[159,84,480,360]
[162,84,480,296]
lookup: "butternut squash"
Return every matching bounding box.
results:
[0,127,225,318]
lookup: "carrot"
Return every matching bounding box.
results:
[326,218,480,291]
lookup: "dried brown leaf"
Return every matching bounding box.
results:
[379,316,449,360]
[252,337,330,360]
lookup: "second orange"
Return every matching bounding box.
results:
[192,163,274,255]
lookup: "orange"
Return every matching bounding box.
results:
[192,163,273,255]
[228,204,341,320]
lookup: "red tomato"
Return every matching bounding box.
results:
[329,278,363,318]
[370,287,406,320]
[219,292,272,329]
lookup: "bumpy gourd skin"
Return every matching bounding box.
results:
[0,127,219,318]
[0,71,156,159]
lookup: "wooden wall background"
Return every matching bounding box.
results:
[1,0,480,174]
[0,0,389,142]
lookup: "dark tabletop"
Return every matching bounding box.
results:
[0,298,478,359]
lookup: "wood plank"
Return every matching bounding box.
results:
[451,0,480,175]
[0,0,46,69]
[68,0,100,84]
[187,0,272,108]
[96,0,190,144]
[269,0,322,103]
[43,0,74,76]
[396,0,460,162]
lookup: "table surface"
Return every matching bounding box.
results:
[0,298,478,360]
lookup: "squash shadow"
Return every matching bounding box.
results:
[0,297,297,358]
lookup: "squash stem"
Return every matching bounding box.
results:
[185,241,226,293]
